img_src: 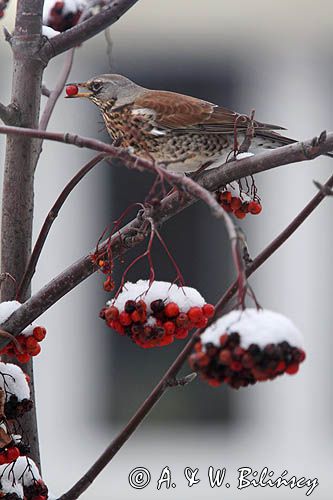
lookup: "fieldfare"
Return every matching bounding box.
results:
[66,74,330,172]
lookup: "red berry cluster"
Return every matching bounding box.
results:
[0,0,9,19]
[217,190,262,219]
[189,333,306,389]
[101,300,215,348]
[0,327,46,364]
[45,1,81,32]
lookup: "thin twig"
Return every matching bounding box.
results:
[57,171,333,500]
[17,154,106,301]
[39,49,75,131]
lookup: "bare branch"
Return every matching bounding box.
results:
[17,154,106,301]
[39,49,75,131]
[0,125,332,186]
[40,0,140,61]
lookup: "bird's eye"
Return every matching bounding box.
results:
[91,82,102,93]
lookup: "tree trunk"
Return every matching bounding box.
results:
[1,0,45,469]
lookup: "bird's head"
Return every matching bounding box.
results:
[65,74,144,108]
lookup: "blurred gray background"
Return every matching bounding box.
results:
[0,0,332,498]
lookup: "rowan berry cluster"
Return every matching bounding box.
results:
[100,280,215,348]
[189,308,306,389]
[0,326,46,364]
[217,190,262,219]
[0,457,47,499]
[190,334,306,389]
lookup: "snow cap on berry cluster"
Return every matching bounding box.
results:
[109,280,205,313]
[201,308,304,349]
[0,457,41,488]
[0,300,38,338]
[0,362,30,402]
[0,479,24,499]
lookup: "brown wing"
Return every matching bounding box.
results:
[134,90,286,134]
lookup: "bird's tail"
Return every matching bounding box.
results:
[255,130,333,159]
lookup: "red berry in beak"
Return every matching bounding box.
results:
[66,84,79,96]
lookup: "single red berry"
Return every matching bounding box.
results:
[5,447,20,463]
[188,306,204,324]
[230,197,242,211]
[158,335,174,346]
[207,378,221,387]
[286,363,299,375]
[26,336,38,354]
[111,320,125,334]
[29,343,41,357]
[176,313,189,328]
[164,302,180,318]
[195,351,210,367]
[131,310,142,323]
[25,374,31,384]
[105,306,119,322]
[16,353,31,364]
[242,353,254,369]
[66,84,79,96]
[33,326,47,341]
[163,321,175,335]
[119,312,132,326]
[219,349,232,365]
[202,303,215,318]
[219,333,229,348]
[195,317,208,329]
[275,360,286,372]
[248,201,262,214]
[103,276,114,292]
[234,208,246,219]
[230,360,242,371]
[174,327,188,339]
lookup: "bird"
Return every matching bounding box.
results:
[65,74,331,173]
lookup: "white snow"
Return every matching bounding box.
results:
[201,308,304,349]
[0,362,30,402]
[43,0,84,24]
[42,25,60,38]
[0,479,24,498]
[108,280,206,313]
[236,152,255,159]
[0,300,41,338]
[0,457,41,487]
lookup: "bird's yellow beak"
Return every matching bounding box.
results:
[65,82,93,98]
